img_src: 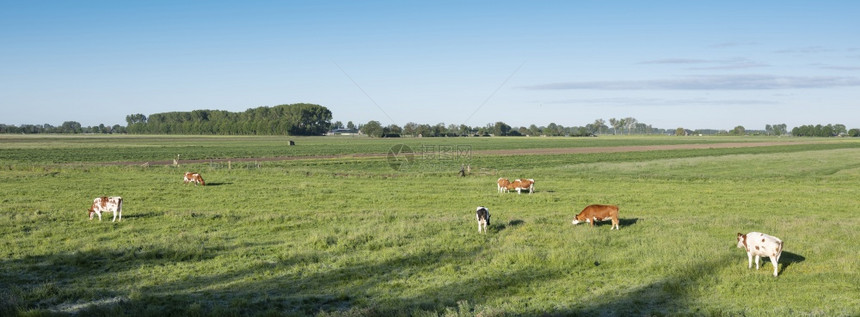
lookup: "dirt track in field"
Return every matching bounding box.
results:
[103,141,812,166]
[476,141,805,156]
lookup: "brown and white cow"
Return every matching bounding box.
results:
[571,204,619,230]
[497,178,511,193]
[476,206,490,233]
[183,172,205,186]
[506,178,535,194]
[88,196,123,222]
[737,232,783,277]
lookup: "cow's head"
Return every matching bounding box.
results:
[571,213,589,225]
[736,233,747,249]
[88,206,95,220]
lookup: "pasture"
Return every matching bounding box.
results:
[1,135,859,316]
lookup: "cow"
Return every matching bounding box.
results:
[497,178,511,193]
[506,178,535,194]
[737,232,783,277]
[476,206,490,233]
[571,204,619,230]
[88,196,123,222]
[183,172,205,186]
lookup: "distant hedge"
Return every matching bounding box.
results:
[126,103,332,136]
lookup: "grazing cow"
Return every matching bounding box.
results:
[737,232,783,277]
[571,204,619,230]
[183,172,205,186]
[88,196,123,222]
[497,178,511,193]
[506,178,535,194]
[476,206,490,233]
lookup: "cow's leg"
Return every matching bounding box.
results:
[754,255,761,270]
[771,258,779,277]
[747,252,753,269]
[97,211,102,221]
[112,211,117,222]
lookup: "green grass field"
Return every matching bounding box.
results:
[1,135,859,316]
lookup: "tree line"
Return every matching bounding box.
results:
[353,117,672,138]
[125,103,332,135]
[791,124,859,137]
[0,122,127,134]
[3,104,858,138]
[354,119,859,138]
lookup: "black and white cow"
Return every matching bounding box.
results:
[476,206,490,233]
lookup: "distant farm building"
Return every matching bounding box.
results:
[327,128,360,136]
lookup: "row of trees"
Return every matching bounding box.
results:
[3,107,858,138]
[355,117,674,138]
[357,119,860,138]
[791,124,858,137]
[125,103,332,135]
[0,122,127,134]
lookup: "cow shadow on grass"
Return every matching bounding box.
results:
[582,218,639,229]
[620,217,639,227]
[491,219,524,232]
[779,251,806,275]
[202,182,232,186]
[119,211,159,220]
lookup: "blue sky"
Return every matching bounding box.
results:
[2,1,858,130]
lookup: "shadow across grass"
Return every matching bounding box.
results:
[572,218,639,229]
[490,219,525,232]
[779,251,806,275]
[620,217,639,227]
[119,211,158,220]
[2,238,562,316]
[202,182,232,186]
[539,254,737,316]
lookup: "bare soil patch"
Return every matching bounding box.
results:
[476,141,803,156]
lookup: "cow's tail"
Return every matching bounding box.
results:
[776,240,783,262]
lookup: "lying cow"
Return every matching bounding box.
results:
[497,178,511,193]
[506,178,535,194]
[737,232,783,277]
[183,172,205,186]
[476,206,490,233]
[571,204,619,230]
[88,196,123,222]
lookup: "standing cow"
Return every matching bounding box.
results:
[571,204,620,230]
[88,196,123,222]
[476,206,491,233]
[497,178,511,193]
[507,178,535,194]
[737,232,783,277]
[183,172,205,186]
